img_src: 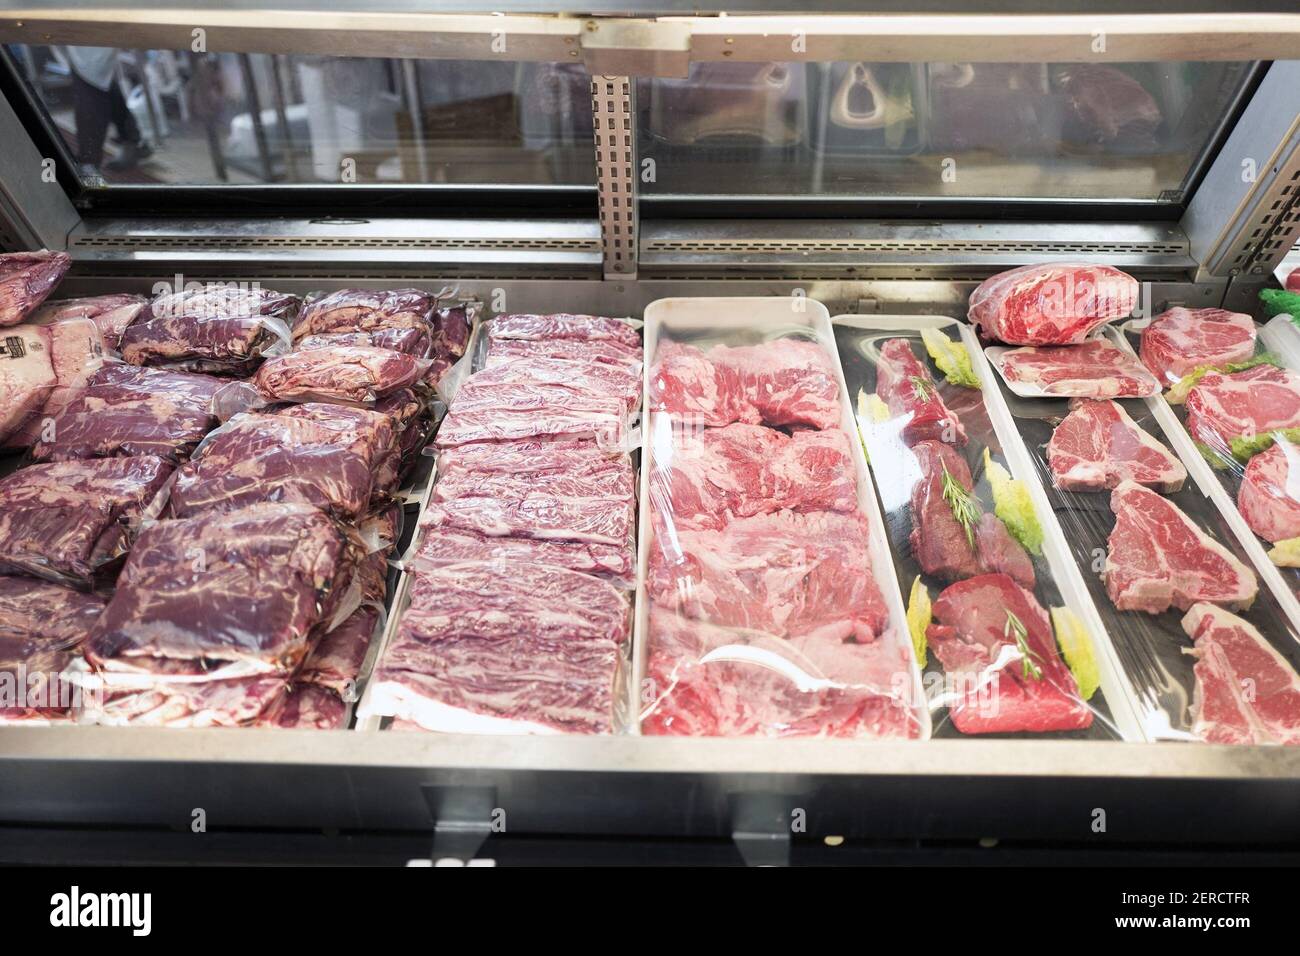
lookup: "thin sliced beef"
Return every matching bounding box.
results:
[0,576,105,723]
[425,478,633,547]
[1139,307,1257,384]
[926,573,1092,734]
[486,336,643,373]
[0,250,70,326]
[1046,398,1186,493]
[969,263,1138,346]
[1182,603,1300,745]
[414,525,635,588]
[435,380,627,448]
[464,356,641,413]
[875,337,968,445]
[488,313,640,349]
[1105,480,1257,614]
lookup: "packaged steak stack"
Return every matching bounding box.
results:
[638,299,925,739]
[361,313,640,734]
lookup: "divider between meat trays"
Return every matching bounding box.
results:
[637,297,930,740]
[834,314,1145,741]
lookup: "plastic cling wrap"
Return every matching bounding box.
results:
[0,576,105,724]
[250,344,430,405]
[637,297,927,740]
[31,294,151,352]
[968,262,1138,346]
[836,315,1140,739]
[3,317,106,450]
[987,331,1300,744]
[0,250,71,327]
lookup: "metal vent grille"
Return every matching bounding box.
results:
[1235,165,1300,277]
[643,238,1187,255]
[71,236,600,252]
[592,75,637,279]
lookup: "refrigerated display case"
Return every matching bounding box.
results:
[0,2,1299,865]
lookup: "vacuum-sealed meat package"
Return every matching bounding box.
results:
[296,326,433,358]
[83,502,350,677]
[0,250,71,326]
[0,576,105,723]
[293,288,435,339]
[487,313,640,349]
[3,317,106,450]
[30,363,223,463]
[31,293,150,351]
[0,324,56,444]
[251,344,428,404]
[0,455,172,587]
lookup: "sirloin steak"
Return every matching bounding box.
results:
[1238,440,1300,544]
[1046,399,1186,492]
[1184,364,1300,453]
[998,339,1159,398]
[1104,481,1257,614]
[1182,603,1300,746]
[1139,307,1256,384]
[874,337,968,446]
[926,573,1092,734]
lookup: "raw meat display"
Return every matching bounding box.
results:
[0,455,172,586]
[438,437,634,492]
[1238,441,1300,544]
[649,422,857,530]
[372,387,428,483]
[31,294,150,351]
[925,573,1093,733]
[94,673,291,728]
[293,288,434,339]
[165,407,394,521]
[1046,399,1187,493]
[369,561,630,733]
[30,363,223,463]
[969,263,1138,346]
[0,324,55,444]
[464,356,642,413]
[258,682,348,730]
[296,327,433,358]
[120,313,286,375]
[252,344,426,403]
[648,509,890,643]
[650,338,841,429]
[996,338,1159,398]
[275,402,400,494]
[907,440,1034,587]
[488,312,641,349]
[85,503,351,675]
[430,304,472,365]
[297,605,380,696]
[1184,364,1300,452]
[874,336,968,445]
[0,576,105,723]
[1058,64,1161,148]
[927,63,1056,153]
[435,380,628,448]
[642,608,921,738]
[0,250,71,326]
[1139,307,1257,384]
[1104,480,1257,614]
[1181,603,1300,746]
[4,318,106,449]
[414,525,635,588]
[486,335,643,373]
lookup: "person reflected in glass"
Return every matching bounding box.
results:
[65,46,153,176]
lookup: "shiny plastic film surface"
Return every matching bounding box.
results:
[635,297,929,740]
[834,315,1142,740]
[989,320,1300,745]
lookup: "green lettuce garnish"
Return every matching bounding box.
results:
[919,327,981,389]
[982,449,1043,555]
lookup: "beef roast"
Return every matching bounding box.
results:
[998,339,1159,398]
[253,344,425,404]
[0,576,104,723]
[874,337,968,445]
[0,324,56,444]
[1139,307,1257,384]
[1238,440,1300,544]
[3,317,106,450]
[1104,480,1257,613]
[1184,364,1300,453]
[0,250,70,327]
[31,294,150,351]
[926,573,1092,734]
[969,263,1138,346]
[0,455,172,586]
[1047,399,1186,492]
[293,288,434,339]
[1182,603,1300,745]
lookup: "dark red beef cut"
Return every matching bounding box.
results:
[32,294,150,351]
[0,576,105,723]
[431,304,471,361]
[488,313,640,349]
[0,251,70,326]
[908,440,1034,588]
[648,508,889,643]
[296,327,433,358]
[926,573,1092,733]
[649,422,857,531]
[274,402,399,495]
[165,408,392,521]
[96,673,291,727]
[642,607,922,739]
[293,288,434,339]
[371,387,429,485]
[0,455,172,586]
[257,683,348,729]
[650,338,841,430]
[874,337,968,445]
[297,604,380,697]
[253,344,425,403]
[1058,64,1161,148]
[31,364,223,463]
[369,561,630,733]
[86,503,349,675]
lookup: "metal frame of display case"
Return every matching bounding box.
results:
[0,4,1299,853]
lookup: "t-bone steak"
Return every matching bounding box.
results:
[968,262,1139,346]
[1182,603,1300,746]
[1046,399,1186,492]
[1184,364,1300,453]
[1104,480,1257,614]
[997,339,1159,398]
[1139,307,1257,384]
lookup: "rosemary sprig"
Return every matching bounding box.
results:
[1004,609,1043,681]
[940,462,981,549]
[909,374,936,403]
